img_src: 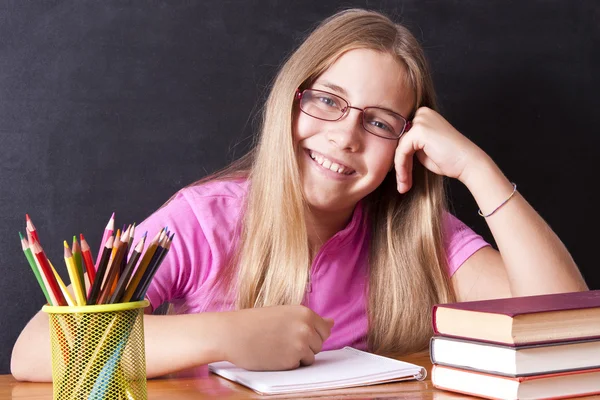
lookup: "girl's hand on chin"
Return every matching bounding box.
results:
[394,107,489,193]
[219,305,334,371]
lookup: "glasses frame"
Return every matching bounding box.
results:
[295,88,411,140]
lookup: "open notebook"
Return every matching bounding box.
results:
[208,346,427,395]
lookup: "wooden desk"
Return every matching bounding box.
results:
[3,352,600,399]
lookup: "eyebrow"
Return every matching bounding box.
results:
[315,81,348,97]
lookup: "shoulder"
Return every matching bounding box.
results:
[167,178,249,219]
[179,178,249,201]
[137,178,248,243]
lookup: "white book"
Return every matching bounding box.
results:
[208,346,426,395]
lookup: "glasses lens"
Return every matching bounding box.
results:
[299,90,347,121]
[363,108,406,139]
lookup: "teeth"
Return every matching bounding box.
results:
[309,151,354,175]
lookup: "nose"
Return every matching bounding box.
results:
[326,107,363,151]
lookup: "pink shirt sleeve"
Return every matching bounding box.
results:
[444,212,490,277]
[132,190,212,312]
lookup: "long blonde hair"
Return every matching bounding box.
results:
[183,8,455,355]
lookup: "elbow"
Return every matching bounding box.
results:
[10,351,31,382]
[11,354,51,382]
[11,340,52,382]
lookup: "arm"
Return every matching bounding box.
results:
[394,107,588,301]
[10,309,228,381]
[11,305,333,381]
[454,154,587,299]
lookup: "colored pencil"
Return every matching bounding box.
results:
[48,259,76,307]
[19,232,51,304]
[80,234,96,291]
[127,223,136,253]
[64,242,86,306]
[88,236,114,305]
[120,224,131,274]
[71,236,86,296]
[132,232,171,301]
[25,214,39,242]
[95,212,115,269]
[120,229,163,303]
[26,229,58,306]
[30,239,66,306]
[109,233,146,304]
[97,228,130,304]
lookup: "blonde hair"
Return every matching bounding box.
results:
[183,8,455,355]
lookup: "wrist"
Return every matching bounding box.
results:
[458,152,500,189]
[206,311,234,363]
[458,155,515,217]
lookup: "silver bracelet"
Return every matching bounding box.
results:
[477,182,518,218]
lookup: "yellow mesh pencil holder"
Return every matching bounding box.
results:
[42,300,149,400]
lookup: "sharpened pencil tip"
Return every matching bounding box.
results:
[73,235,77,243]
[63,240,69,248]
[19,231,24,240]
[143,231,148,238]
[111,211,115,219]
[80,233,85,241]
[26,213,31,221]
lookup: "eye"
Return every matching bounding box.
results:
[316,95,339,108]
[368,119,392,132]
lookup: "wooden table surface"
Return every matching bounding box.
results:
[3,351,600,399]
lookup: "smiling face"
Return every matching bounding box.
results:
[293,48,414,216]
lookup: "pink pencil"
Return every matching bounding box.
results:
[95,212,115,268]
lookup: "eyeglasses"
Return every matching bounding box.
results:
[295,88,411,140]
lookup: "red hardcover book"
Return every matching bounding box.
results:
[432,364,600,400]
[432,290,600,346]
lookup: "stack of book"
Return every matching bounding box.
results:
[430,290,600,399]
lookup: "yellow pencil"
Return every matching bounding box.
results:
[48,259,75,307]
[64,241,86,306]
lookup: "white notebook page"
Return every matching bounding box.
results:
[208,346,427,394]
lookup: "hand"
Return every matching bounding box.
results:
[220,305,334,371]
[394,107,488,193]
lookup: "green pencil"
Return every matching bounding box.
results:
[19,232,51,304]
[72,235,86,295]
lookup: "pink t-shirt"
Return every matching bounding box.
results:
[134,179,489,351]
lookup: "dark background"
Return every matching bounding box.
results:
[1,0,598,374]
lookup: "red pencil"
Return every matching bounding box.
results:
[79,234,96,289]
[25,214,39,243]
[30,239,67,306]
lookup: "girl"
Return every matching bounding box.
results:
[11,8,587,381]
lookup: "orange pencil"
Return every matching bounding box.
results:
[134,232,173,301]
[121,229,163,303]
[101,229,120,289]
[97,227,130,304]
[109,233,146,304]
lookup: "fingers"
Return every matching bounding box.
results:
[395,133,416,193]
[299,347,316,367]
[313,316,334,343]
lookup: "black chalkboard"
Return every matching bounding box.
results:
[1,0,598,374]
